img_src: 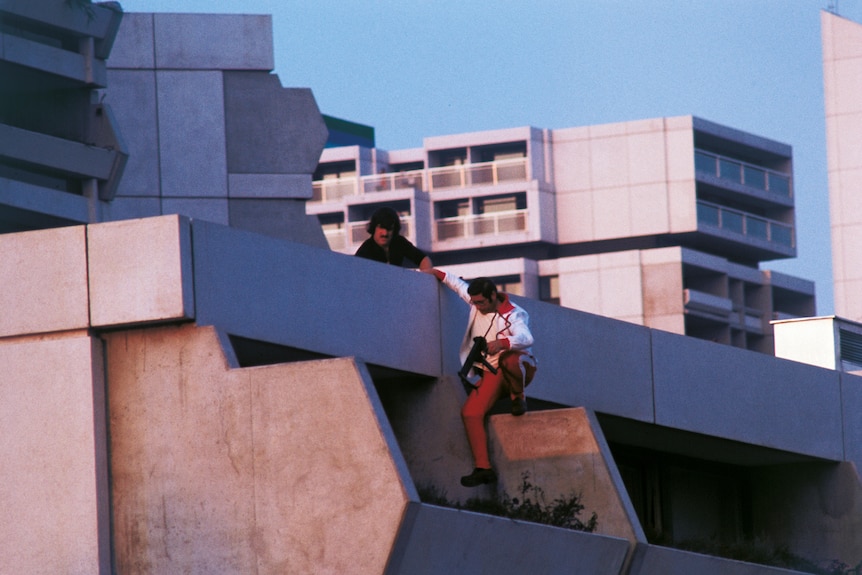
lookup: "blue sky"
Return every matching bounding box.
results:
[120,0,862,314]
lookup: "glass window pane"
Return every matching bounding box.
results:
[743,166,766,190]
[719,159,742,184]
[695,152,717,176]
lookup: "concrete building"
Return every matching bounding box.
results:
[2,2,862,575]
[0,1,329,247]
[309,119,816,354]
[824,10,862,323]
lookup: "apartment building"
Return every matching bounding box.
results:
[309,118,815,353]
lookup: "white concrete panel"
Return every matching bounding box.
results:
[104,69,160,197]
[88,215,194,327]
[551,137,592,192]
[598,259,644,319]
[667,180,698,233]
[627,130,667,185]
[833,58,862,115]
[630,182,670,236]
[156,71,228,198]
[589,136,629,189]
[152,13,274,70]
[824,11,862,60]
[0,226,89,337]
[560,268,602,314]
[664,122,696,182]
[834,111,862,171]
[630,543,802,575]
[0,335,109,574]
[592,186,632,239]
[555,190,594,243]
[106,13,154,69]
[832,168,862,226]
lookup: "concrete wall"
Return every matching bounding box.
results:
[823,11,862,323]
[0,334,110,574]
[105,324,415,574]
[2,214,862,573]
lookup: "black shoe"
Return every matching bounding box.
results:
[460,467,497,487]
[511,397,527,416]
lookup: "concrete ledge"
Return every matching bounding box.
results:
[192,219,442,375]
[629,543,812,575]
[88,215,194,327]
[387,503,630,575]
[490,407,644,544]
[0,225,89,337]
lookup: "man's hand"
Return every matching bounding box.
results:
[486,339,505,355]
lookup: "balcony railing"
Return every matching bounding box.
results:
[697,200,794,248]
[312,178,358,202]
[695,150,791,198]
[311,157,529,202]
[362,171,425,194]
[435,209,528,241]
[428,157,528,191]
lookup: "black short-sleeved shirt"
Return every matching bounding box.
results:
[355,234,427,267]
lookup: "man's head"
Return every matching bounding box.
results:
[467,277,499,315]
[366,207,401,248]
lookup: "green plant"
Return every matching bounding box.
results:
[418,472,598,533]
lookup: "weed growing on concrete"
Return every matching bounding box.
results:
[418,472,598,533]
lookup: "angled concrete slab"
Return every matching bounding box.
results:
[386,504,630,575]
[490,407,644,544]
[106,323,416,574]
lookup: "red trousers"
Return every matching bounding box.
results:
[461,350,537,469]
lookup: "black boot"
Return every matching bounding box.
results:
[460,467,497,487]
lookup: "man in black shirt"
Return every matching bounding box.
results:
[355,207,432,270]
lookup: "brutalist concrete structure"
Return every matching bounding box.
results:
[2,3,862,575]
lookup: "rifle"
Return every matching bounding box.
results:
[458,336,497,393]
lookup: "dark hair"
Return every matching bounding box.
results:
[467,277,498,300]
[366,206,401,235]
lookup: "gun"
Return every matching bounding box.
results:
[458,336,498,393]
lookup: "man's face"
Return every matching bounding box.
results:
[373,225,394,248]
[469,292,498,315]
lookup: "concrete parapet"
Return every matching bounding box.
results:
[386,504,631,575]
[628,543,813,575]
[192,219,443,376]
[515,297,655,422]
[105,323,416,574]
[0,334,110,574]
[490,407,644,544]
[0,225,89,337]
[88,215,194,328]
[651,329,844,460]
